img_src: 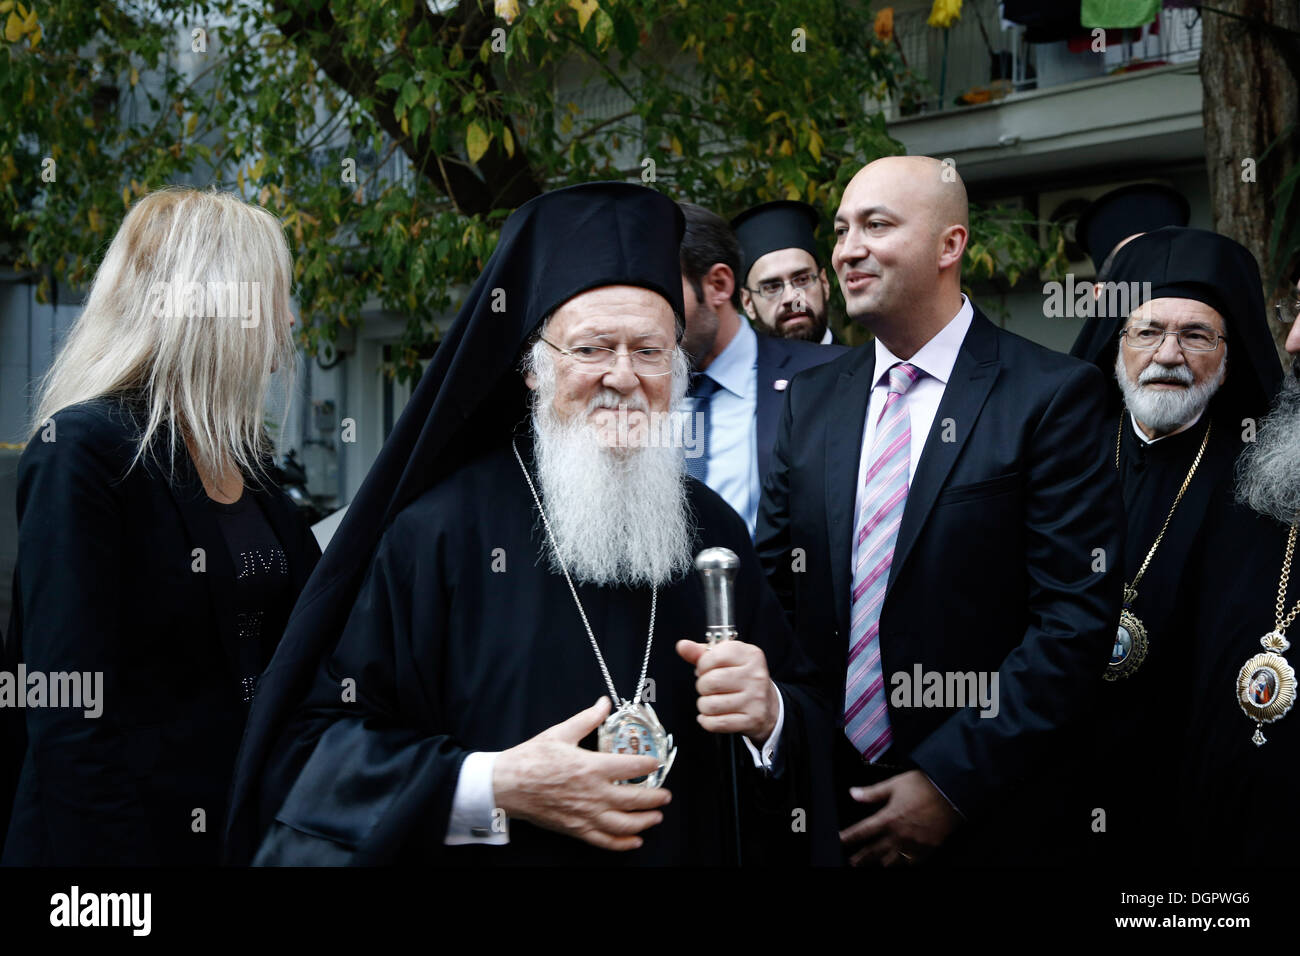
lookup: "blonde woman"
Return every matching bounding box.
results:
[1,188,321,865]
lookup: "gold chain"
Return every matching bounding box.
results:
[1273,521,1300,634]
[1114,413,1212,590]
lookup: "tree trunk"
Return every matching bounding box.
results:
[1201,0,1300,345]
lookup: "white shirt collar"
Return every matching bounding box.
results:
[1129,407,1206,445]
[871,295,974,388]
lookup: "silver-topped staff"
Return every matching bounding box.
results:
[695,547,739,644]
[695,546,743,864]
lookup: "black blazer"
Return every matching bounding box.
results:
[2,396,320,865]
[756,308,1124,862]
[754,332,846,481]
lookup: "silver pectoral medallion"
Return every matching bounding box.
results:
[1237,632,1297,746]
[598,699,677,788]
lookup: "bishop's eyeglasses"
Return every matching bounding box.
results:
[746,271,819,299]
[1120,326,1225,351]
[540,337,675,376]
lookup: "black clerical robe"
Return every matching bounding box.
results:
[1172,499,1300,868]
[249,433,837,865]
[1089,412,1240,862]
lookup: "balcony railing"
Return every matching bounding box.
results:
[883,0,1203,121]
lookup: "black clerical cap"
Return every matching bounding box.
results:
[223,182,685,863]
[1076,182,1189,273]
[730,200,821,288]
[1069,226,1281,422]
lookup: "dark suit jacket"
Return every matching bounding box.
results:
[756,308,1124,864]
[754,332,846,481]
[1,396,320,865]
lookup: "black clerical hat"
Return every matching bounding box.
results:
[223,182,685,862]
[730,200,821,288]
[1076,182,1189,273]
[1069,226,1281,423]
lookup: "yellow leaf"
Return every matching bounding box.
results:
[88,208,102,233]
[568,0,598,32]
[466,121,491,164]
[808,129,823,163]
[121,186,130,208]
[251,156,266,179]
[185,113,197,136]
[784,183,800,201]
[670,136,682,156]
[5,11,24,41]
[237,167,245,194]
[130,66,139,88]
[502,126,514,158]
[400,113,409,136]
[495,0,520,24]
[778,139,794,157]
[0,3,13,15]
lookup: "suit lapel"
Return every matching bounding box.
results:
[754,334,791,481]
[887,310,1001,592]
[827,347,876,635]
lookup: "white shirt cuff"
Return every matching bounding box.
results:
[741,682,785,771]
[445,751,510,845]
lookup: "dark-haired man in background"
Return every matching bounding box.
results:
[677,202,843,536]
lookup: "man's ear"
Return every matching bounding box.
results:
[739,287,755,319]
[524,369,539,391]
[938,224,968,271]
[707,262,735,308]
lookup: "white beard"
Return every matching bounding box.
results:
[1114,349,1224,436]
[528,358,694,589]
[1237,369,1300,524]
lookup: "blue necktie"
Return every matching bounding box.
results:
[685,372,719,482]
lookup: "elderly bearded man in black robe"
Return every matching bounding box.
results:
[1068,227,1281,864]
[223,182,837,866]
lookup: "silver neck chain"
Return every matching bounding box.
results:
[512,439,655,708]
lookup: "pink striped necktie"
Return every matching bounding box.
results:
[845,362,922,762]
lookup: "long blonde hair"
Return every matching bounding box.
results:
[32,187,297,484]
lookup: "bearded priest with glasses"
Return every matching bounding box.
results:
[223,182,840,867]
[1068,226,1282,865]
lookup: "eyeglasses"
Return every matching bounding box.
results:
[1275,297,1300,326]
[1120,327,1225,352]
[746,271,819,300]
[540,337,674,376]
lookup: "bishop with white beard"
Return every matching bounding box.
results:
[225,183,839,866]
[1068,227,1282,866]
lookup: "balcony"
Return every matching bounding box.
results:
[880,0,1205,187]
